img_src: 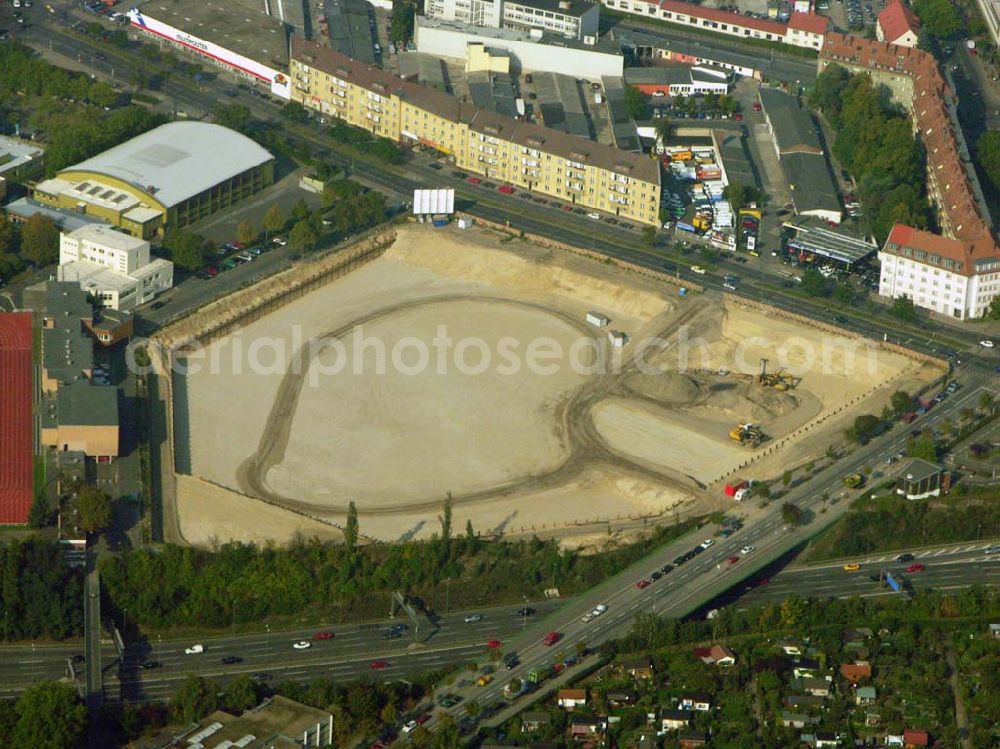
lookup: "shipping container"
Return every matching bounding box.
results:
[724,479,748,497]
[676,222,697,233]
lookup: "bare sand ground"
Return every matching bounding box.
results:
[177,225,942,545]
[175,475,342,546]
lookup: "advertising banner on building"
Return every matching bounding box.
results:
[127,8,291,99]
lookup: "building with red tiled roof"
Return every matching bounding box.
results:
[839,662,872,683]
[902,728,930,747]
[602,0,827,49]
[0,312,34,525]
[876,0,920,48]
[820,32,1000,319]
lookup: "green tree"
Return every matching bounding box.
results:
[163,230,208,272]
[221,675,258,715]
[440,493,453,545]
[170,676,218,723]
[907,432,938,461]
[235,220,257,246]
[213,103,251,133]
[781,502,804,526]
[781,470,792,488]
[76,485,112,533]
[11,682,87,749]
[262,204,285,238]
[890,295,918,322]
[977,130,1000,192]
[846,413,882,444]
[890,390,913,415]
[27,493,50,529]
[799,268,829,297]
[292,198,311,222]
[19,214,59,266]
[724,182,748,213]
[465,519,475,542]
[623,84,650,120]
[288,219,318,252]
[344,501,358,549]
[281,101,311,123]
[913,0,962,38]
[979,392,995,412]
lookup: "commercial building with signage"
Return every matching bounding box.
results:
[290,38,660,225]
[126,3,291,99]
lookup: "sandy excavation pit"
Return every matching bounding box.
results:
[174,225,942,545]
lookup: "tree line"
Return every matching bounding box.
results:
[0,538,83,641]
[98,517,700,630]
[809,65,931,243]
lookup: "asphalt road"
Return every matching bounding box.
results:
[429,378,998,727]
[736,543,1000,605]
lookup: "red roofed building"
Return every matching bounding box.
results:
[876,0,920,48]
[820,33,1000,319]
[839,662,872,683]
[902,729,930,747]
[0,313,34,525]
[603,0,827,49]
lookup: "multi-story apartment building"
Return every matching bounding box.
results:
[290,38,661,225]
[879,224,1000,320]
[425,0,599,40]
[819,33,1000,318]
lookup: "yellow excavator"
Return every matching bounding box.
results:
[729,422,765,447]
[757,359,798,391]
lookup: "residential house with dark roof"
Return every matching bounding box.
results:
[677,730,707,749]
[568,714,605,742]
[855,686,877,706]
[659,709,691,731]
[521,711,552,732]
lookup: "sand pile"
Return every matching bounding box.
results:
[626,372,703,404]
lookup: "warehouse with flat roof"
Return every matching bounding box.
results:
[32,122,274,238]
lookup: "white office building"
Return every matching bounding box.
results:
[425,0,599,39]
[57,225,173,311]
[878,224,1000,320]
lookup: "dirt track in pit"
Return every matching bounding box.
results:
[234,292,714,517]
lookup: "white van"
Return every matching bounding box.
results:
[184,644,204,655]
[586,212,601,220]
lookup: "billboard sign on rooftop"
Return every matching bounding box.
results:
[127,8,291,100]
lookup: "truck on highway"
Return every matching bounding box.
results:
[527,665,553,684]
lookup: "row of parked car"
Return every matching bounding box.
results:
[196,236,287,280]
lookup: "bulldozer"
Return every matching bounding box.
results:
[729,422,765,447]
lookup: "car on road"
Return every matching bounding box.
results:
[313,631,334,640]
[428,162,442,170]
[515,607,535,617]
[635,579,651,589]
[402,720,418,734]
[464,614,484,623]
[370,660,389,669]
[896,553,914,562]
[486,640,501,650]
[452,171,467,179]
[542,631,562,646]
[140,660,160,670]
[906,563,926,573]
[437,693,462,707]
[586,212,601,220]
[185,644,204,654]
[476,674,493,686]
[292,641,311,650]
[384,623,408,639]
[592,604,607,616]
[690,265,707,274]
[986,545,1000,554]
[740,545,756,555]
[725,555,740,566]
[842,563,861,572]
[221,655,242,664]
[980,339,995,348]
[502,652,519,669]
[272,236,288,246]
[700,539,715,549]
[660,564,674,575]
[415,714,431,726]
[649,571,662,581]
[466,176,481,185]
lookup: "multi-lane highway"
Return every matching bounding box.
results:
[428,378,998,726]
[736,542,1000,605]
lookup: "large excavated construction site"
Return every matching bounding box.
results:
[168,224,943,546]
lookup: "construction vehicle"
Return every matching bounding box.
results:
[842,473,864,489]
[757,359,799,390]
[729,422,764,447]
